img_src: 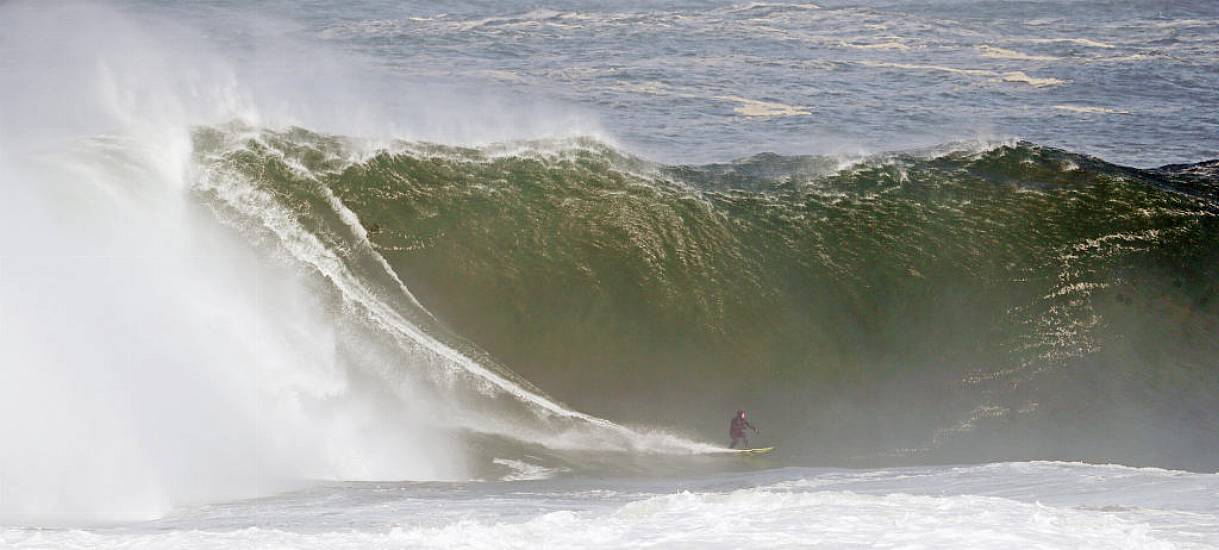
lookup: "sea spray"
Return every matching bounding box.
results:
[0,1,674,525]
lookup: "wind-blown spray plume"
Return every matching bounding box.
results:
[0,1,703,525]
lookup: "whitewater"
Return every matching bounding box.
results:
[6,463,1219,549]
[1,0,1217,548]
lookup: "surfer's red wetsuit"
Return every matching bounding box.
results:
[729,410,756,448]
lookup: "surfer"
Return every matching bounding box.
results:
[728,409,758,449]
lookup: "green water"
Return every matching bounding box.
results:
[195,126,1219,469]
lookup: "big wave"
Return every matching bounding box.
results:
[197,125,1219,473]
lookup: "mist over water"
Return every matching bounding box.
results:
[0,1,696,524]
[1,0,1217,544]
[0,3,455,523]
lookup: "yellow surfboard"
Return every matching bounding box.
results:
[735,446,774,456]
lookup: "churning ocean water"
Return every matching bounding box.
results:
[0,1,1216,548]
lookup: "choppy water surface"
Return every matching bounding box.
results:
[267,0,1219,165]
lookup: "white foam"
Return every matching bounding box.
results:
[615,81,672,96]
[1091,53,1156,63]
[858,60,996,77]
[1025,37,1116,49]
[717,95,811,117]
[1054,105,1131,115]
[1,482,1199,549]
[999,71,1068,88]
[843,40,910,51]
[491,458,570,481]
[978,45,1057,61]
[724,2,821,13]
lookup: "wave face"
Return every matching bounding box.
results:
[200,126,1219,471]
